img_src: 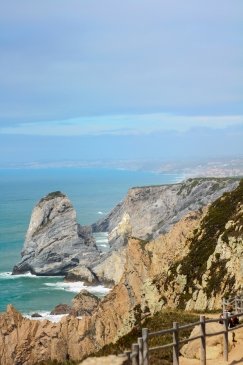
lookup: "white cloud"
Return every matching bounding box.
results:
[1,113,243,136]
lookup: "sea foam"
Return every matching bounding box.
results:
[24,311,69,323]
[44,281,111,295]
[0,272,63,280]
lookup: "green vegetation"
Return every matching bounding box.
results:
[35,310,199,365]
[176,177,238,197]
[87,309,199,365]
[39,191,65,204]
[169,179,243,307]
[177,178,200,196]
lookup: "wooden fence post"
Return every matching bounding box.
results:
[235,297,238,313]
[173,322,179,365]
[142,328,149,365]
[222,298,226,313]
[200,315,206,365]
[132,343,139,365]
[223,312,229,362]
[138,337,143,365]
[124,350,131,362]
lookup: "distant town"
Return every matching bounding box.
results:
[2,156,243,179]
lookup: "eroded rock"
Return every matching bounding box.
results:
[12,192,100,276]
[72,290,100,316]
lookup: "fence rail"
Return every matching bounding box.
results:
[124,295,243,365]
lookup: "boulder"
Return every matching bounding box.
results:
[65,266,99,285]
[50,304,72,315]
[72,289,100,316]
[31,313,42,318]
[12,191,100,275]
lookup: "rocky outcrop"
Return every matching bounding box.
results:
[50,290,100,316]
[89,178,240,285]
[92,248,127,285]
[0,238,154,365]
[72,290,100,316]
[3,180,242,365]
[12,192,100,276]
[92,178,239,248]
[131,179,243,312]
[65,266,99,285]
[12,178,239,282]
[50,304,72,315]
[1,181,242,364]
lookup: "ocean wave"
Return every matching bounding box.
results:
[0,272,36,279]
[44,281,111,295]
[0,272,63,280]
[24,311,69,323]
[97,211,104,215]
[96,238,109,244]
[93,232,108,236]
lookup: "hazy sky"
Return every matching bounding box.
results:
[0,1,243,165]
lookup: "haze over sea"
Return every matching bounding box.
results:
[0,167,182,315]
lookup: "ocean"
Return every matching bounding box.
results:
[0,167,182,317]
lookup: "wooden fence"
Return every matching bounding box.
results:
[125,296,243,365]
[223,293,243,314]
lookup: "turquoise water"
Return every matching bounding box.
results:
[0,167,182,314]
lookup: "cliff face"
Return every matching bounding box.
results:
[0,239,154,365]
[1,181,243,364]
[13,192,100,275]
[92,178,239,247]
[12,178,239,281]
[89,178,239,284]
[159,179,243,311]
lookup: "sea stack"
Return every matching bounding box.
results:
[13,191,100,275]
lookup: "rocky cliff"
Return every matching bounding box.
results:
[13,191,100,275]
[89,178,239,284]
[1,181,243,364]
[92,178,239,246]
[12,178,239,281]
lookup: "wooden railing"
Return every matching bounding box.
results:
[223,293,243,314]
[124,297,243,365]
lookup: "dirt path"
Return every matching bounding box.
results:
[180,340,243,365]
[180,319,243,365]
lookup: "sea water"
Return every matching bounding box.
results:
[0,167,182,316]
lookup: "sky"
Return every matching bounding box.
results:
[0,0,243,166]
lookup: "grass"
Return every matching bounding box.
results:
[34,309,199,365]
[87,309,199,365]
[39,191,65,203]
[167,179,243,307]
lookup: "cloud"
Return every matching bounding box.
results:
[1,124,243,166]
[0,113,243,136]
[0,0,242,125]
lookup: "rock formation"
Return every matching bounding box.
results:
[50,290,100,316]
[92,178,239,247]
[12,178,239,282]
[71,289,100,316]
[12,191,100,275]
[3,179,242,364]
[1,181,243,364]
[89,178,240,285]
